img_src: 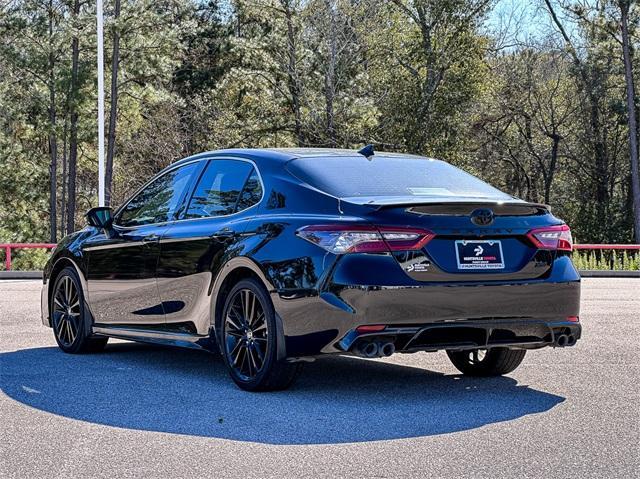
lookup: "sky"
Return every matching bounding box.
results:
[486,0,580,48]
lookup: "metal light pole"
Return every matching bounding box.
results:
[97,0,105,207]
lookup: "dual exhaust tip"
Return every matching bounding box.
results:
[555,333,577,347]
[354,340,395,358]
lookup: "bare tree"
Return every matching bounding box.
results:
[543,0,614,239]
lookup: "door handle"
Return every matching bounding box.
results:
[210,228,235,239]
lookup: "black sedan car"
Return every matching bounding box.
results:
[41,148,581,391]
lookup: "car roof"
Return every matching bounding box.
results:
[169,147,427,170]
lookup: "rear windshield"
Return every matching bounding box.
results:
[286,155,513,203]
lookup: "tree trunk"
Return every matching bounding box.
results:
[105,0,121,206]
[66,0,80,234]
[48,0,57,244]
[324,0,337,147]
[61,116,68,234]
[544,133,560,205]
[282,0,305,146]
[620,1,640,243]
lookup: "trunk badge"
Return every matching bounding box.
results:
[470,208,495,226]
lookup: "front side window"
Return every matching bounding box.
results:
[116,163,199,227]
[185,160,261,219]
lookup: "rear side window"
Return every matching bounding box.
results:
[236,169,262,211]
[185,160,261,219]
[286,156,513,202]
[116,162,199,227]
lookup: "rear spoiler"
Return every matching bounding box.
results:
[364,200,551,216]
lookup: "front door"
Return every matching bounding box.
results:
[84,224,168,325]
[85,160,203,325]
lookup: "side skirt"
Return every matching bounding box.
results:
[92,324,217,352]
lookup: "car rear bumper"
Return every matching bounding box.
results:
[338,319,582,354]
[274,256,581,356]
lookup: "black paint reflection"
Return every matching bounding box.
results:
[264,257,318,290]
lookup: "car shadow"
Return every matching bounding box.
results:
[0,342,564,445]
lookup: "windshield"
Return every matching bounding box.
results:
[286,155,514,203]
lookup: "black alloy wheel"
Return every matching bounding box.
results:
[446,347,526,376]
[221,278,300,391]
[52,274,81,348]
[224,288,269,380]
[51,267,108,353]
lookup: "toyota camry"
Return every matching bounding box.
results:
[41,147,581,391]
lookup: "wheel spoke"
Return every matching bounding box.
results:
[61,319,69,344]
[250,309,263,328]
[230,302,247,328]
[64,277,71,302]
[252,318,266,333]
[247,346,258,375]
[239,345,249,375]
[225,313,243,332]
[230,339,244,365]
[67,320,73,343]
[67,317,77,342]
[248,293,256,325]
[69,298,80,311]
[240,290,247,322]
[252,342,265,366]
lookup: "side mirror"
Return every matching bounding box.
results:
[85,207,113,229]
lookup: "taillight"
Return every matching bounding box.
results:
[526,224,573,251]
[356,324,387,333]
[296,225,435,254]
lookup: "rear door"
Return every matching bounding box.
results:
[156,158,263,331]
[85,161,202,325]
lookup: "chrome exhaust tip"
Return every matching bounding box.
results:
[379,341,395,357]
[354,340,379,358]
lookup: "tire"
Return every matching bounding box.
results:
[446,347,526,376]
[50,267,108,354]
[220,278,300,391]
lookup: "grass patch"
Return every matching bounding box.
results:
[572,250,639,271]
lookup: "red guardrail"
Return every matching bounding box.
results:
[0,243,56,271]
[0,243,638,272]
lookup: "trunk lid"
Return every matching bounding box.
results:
[356,200,558,282]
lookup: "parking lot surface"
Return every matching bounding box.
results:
[1,278,638,478]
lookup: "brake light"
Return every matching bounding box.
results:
[296,225,435,254]
[527,224,573,251]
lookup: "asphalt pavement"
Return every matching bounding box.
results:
[1,278,638,478]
